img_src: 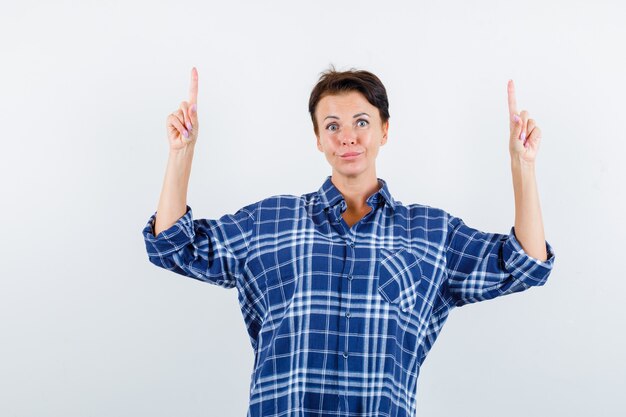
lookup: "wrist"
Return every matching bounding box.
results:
[510,156,535,171]
[169,145,195,161]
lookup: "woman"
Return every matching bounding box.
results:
[143,66,555,417]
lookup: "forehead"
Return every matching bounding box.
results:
[316,91,377,117]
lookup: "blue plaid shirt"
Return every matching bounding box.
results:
[142,175,555,417]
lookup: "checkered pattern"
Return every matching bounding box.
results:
[143,175,555,417]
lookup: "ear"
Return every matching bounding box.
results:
[381,120,389,145]
[316,134,323,152]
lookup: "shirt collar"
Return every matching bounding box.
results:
[317,175,397,212]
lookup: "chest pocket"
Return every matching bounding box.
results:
[377,248,425,313]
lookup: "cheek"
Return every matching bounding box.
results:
[317,139,333,154]
[320,136,336,148]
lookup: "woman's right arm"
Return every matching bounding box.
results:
[143,66,258,293]
[154,67,199,236]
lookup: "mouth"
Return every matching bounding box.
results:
[339,152,363,159]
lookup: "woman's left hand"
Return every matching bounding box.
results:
[507,80,542,164]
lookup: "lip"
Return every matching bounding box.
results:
[339,152,363,159]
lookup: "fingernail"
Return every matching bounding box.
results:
[521,131,526,142]
[191,104,197,112]
[513,114,520,123]
[183,129,189,138]
[186,122,191,131]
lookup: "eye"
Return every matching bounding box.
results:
[356,119,369,128]
[326,123,338,132]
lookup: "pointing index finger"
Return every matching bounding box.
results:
[189,67,198,105]
[507,79,518,116]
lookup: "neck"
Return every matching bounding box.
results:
[330,171,381,212]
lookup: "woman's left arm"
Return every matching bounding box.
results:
[507,79,548,261]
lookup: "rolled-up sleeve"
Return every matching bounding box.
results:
[142,204,255,289]
[443,213,555,307]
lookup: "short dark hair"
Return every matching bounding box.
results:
[308,65,390,136]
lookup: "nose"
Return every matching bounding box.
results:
[339,125,357,145]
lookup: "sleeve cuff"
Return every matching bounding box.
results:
[142,205,196,257]
[502,226,556,286]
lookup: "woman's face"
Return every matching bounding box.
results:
[315,91,389,180]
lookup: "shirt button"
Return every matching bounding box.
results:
[346,312,351,318]
[347,275,353,281]
[342,351,349,358]
[348,241,354,247]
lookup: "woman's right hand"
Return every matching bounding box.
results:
[166,67,199,151]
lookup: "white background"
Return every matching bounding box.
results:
[1,1,624,416]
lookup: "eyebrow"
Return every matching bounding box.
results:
[324,112,370,121]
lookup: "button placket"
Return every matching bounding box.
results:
[340,228,356,380]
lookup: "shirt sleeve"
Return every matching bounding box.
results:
[142,204,255,289]
[443,213,556,307]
